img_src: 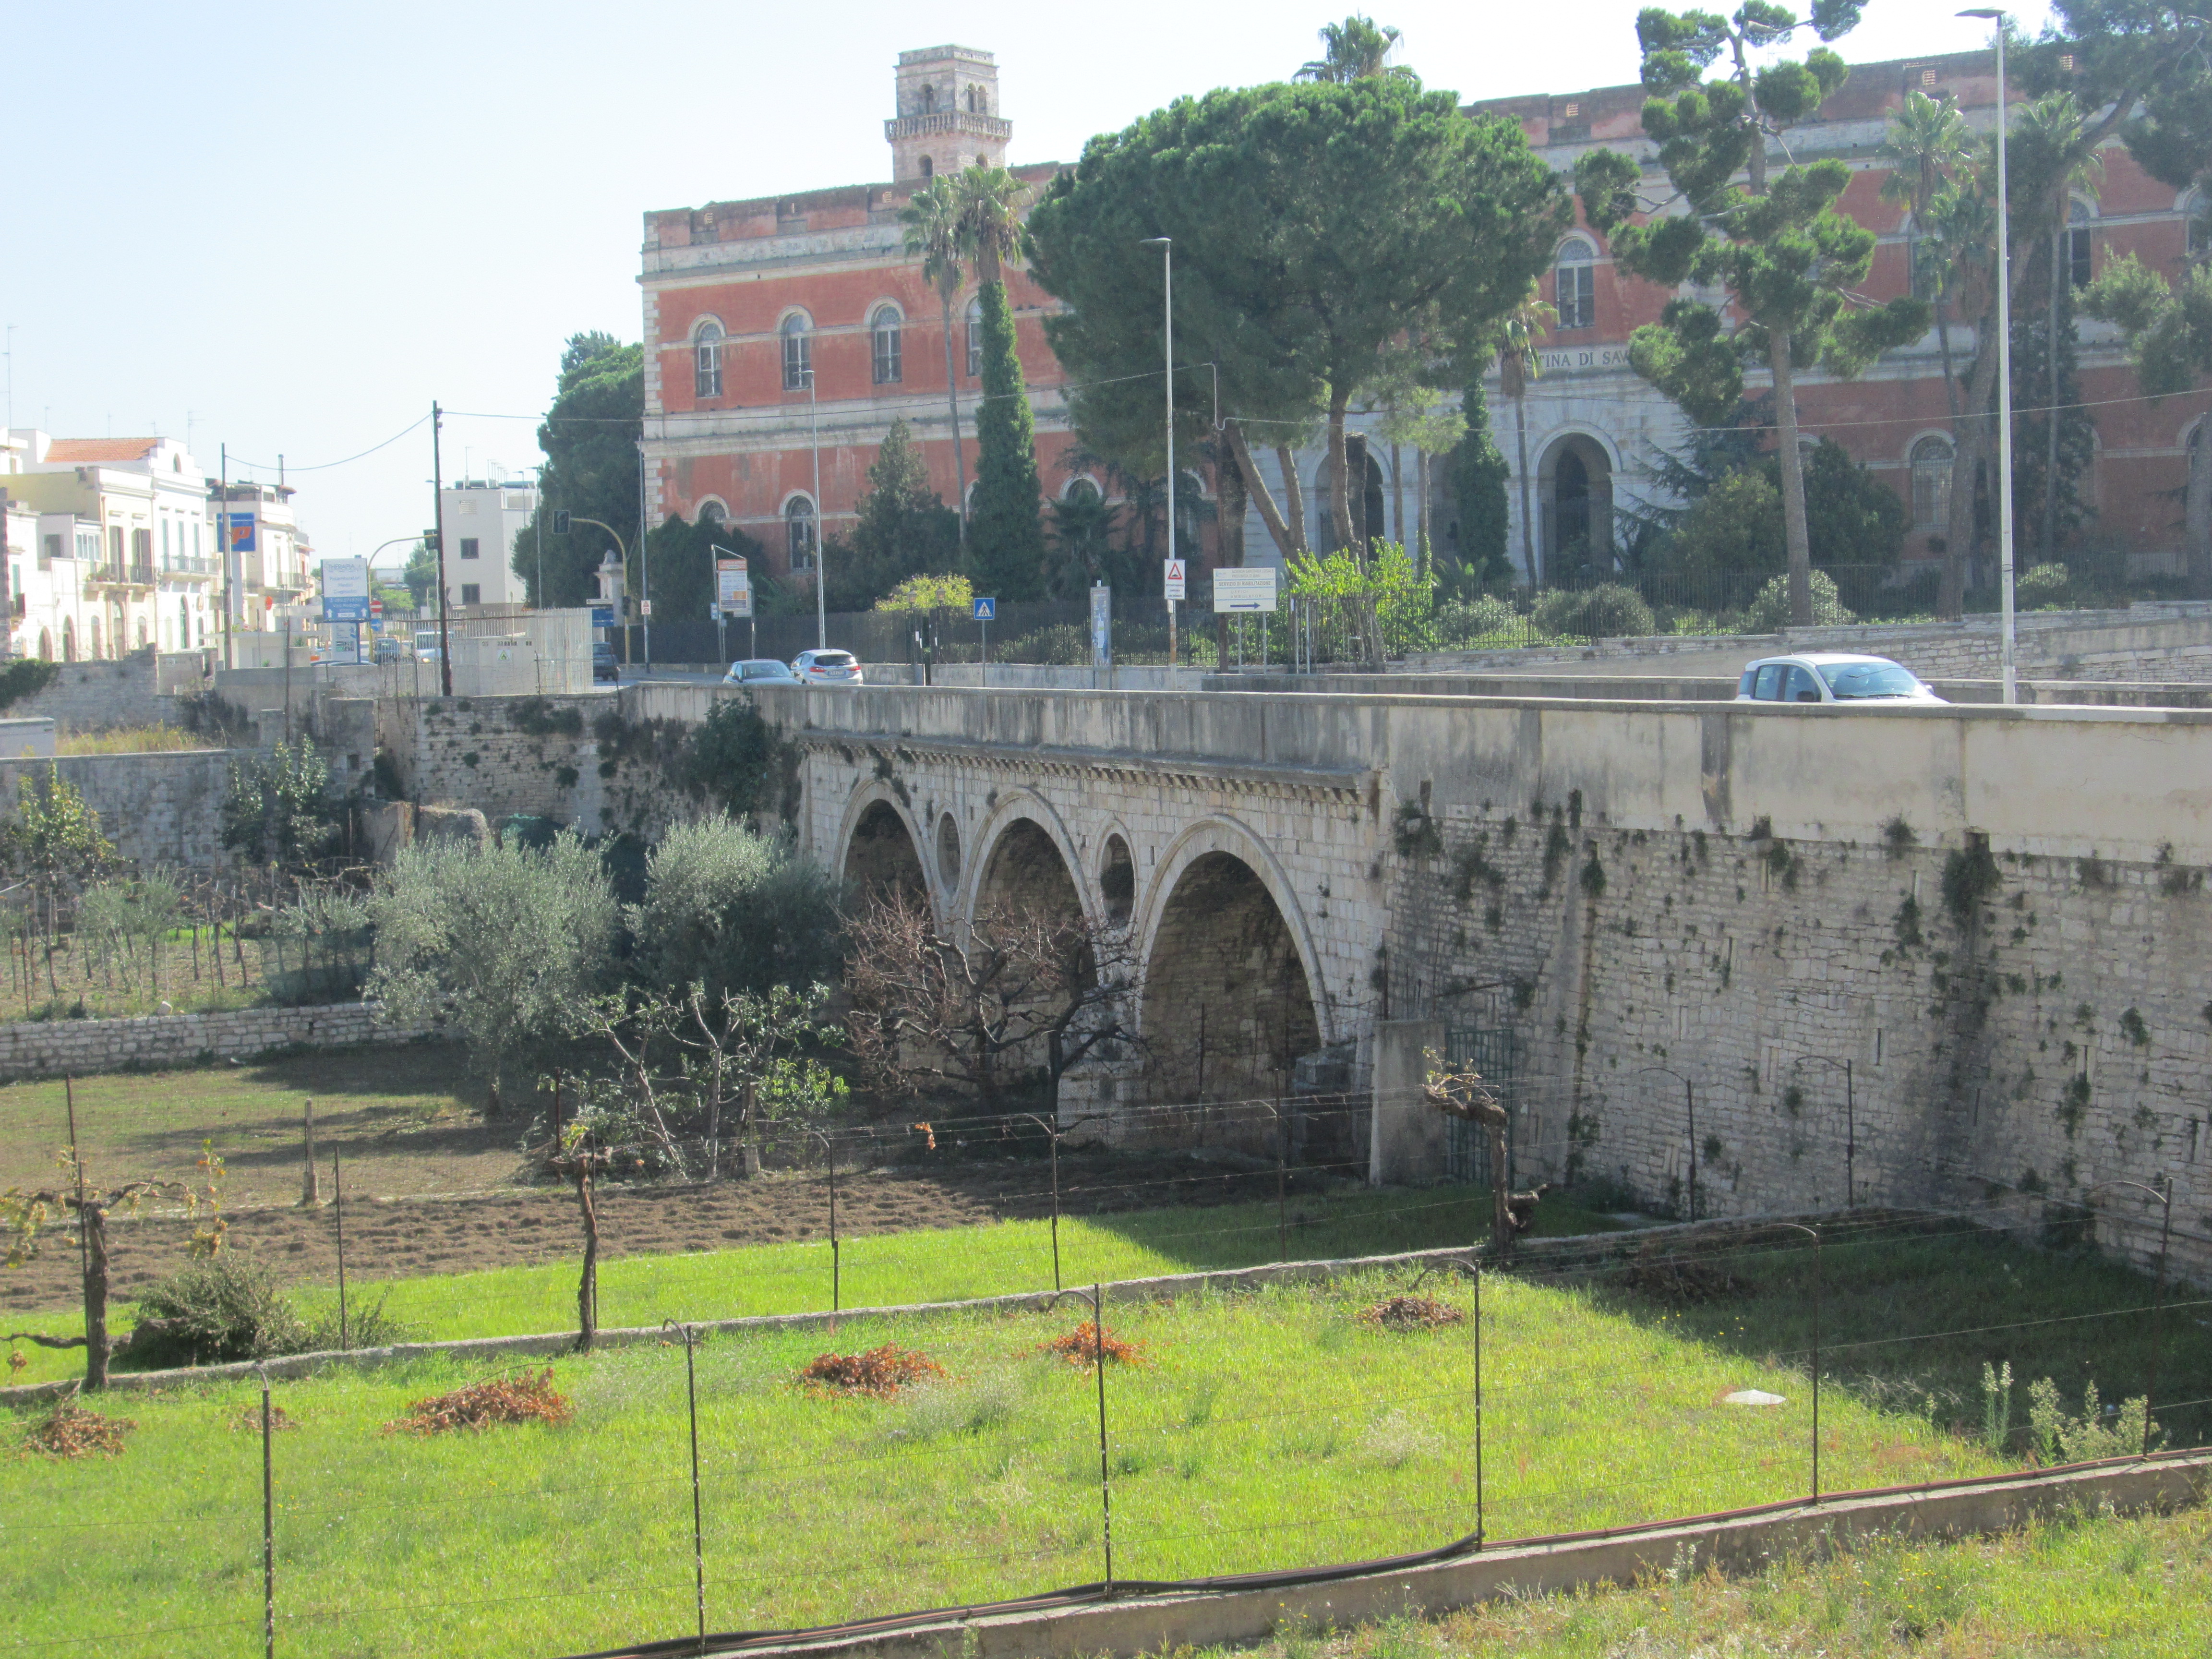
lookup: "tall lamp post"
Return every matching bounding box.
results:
[1142,237,1175,667]
[805,365,826,654]
[1960,8,2017,704]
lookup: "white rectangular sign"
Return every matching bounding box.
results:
[715,563,751,609]
[1212,566,1278,613]
[1164,557,1186,601]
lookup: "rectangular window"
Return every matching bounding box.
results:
[874,319,902,385]
[460,537,481,560]
[108,526,124,569]
[2067,225,2092,289]
[783,330,812,391]
[460,583,482,605]
[42,535,60,565]
[1557,263,1596,330]
[696,341,722,399]
[161,520,171,563]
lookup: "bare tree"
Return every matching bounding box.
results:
[844,892,1140,1114]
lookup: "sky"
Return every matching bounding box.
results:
[3,0,2056,573]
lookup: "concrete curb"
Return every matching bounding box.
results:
[694,1453,2212,1659]
[0,1207,1902,1407]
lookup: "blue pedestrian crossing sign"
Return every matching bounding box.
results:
[973,597,997,621]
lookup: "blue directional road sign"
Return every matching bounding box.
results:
[973,596,997,621]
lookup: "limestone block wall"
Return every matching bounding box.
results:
[11,654,178,733]
[0,750,232,867]
[1380,803,2212,1286]
[385,695,606,829]
[0,1001,432,1081]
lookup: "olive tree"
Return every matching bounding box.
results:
[366,831,619,1117]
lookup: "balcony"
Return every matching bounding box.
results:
[883,111,1011,143]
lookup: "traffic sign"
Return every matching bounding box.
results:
[1164,558,1186,601]
[589,605,615,628]
[973,596,997,622]
[1213,567,1279,613]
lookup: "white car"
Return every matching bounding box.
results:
[792,649,864,685]
[1735,653,1946,707]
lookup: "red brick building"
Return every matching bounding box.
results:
[638,44,2210,589]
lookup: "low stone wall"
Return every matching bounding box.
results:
[0,1001,431,1081]
[11,653,180,734]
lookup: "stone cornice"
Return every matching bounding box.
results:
[800,729,1370,802]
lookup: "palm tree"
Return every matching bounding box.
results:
[952,165,1032,286]
[2011,94,2104,565]
[1296,15,1416,83]
[1880,90,1974,424]
[1495,290,1556,583]
[900,178,970,547]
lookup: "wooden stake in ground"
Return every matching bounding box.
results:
[298,1098,322,1208]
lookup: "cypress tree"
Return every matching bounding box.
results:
[1447,385,1512,591]
[967,281,1048,600]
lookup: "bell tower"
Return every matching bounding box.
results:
[886,46,1010,183]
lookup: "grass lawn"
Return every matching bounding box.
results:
[1203,1501,2212,1658]
[5,1263,2028,1658]
[2,1184,1626,1386]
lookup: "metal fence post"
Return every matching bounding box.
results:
[1770,1223,1823,1504]
[259,1362,276,1659]
[1472,1254,1485,1548]
[666,1321,706,1650]
[332,1148,348,1351]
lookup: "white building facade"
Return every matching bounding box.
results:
[437,480,536,613]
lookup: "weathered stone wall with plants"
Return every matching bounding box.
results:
[0,750,233,867]
[0,1001,433,1081]
[1380,793,2212,1284]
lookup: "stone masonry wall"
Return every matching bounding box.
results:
[0,1001,433,1081]
[0,750,232,867]
[11,654,179,734]
[1382,801,2212,1286]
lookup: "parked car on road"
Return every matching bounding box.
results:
[592,642,621,684]
[723,659,801,685]
[1735,654,1945,707]
[372,637,406,665]
[412,628,441,664]
[792,649,864,685]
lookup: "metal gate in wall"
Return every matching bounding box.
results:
[1443,1025,1520,1190]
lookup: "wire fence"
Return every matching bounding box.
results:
[5,1195,2205,1658]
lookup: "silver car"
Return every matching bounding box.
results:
[792,649,864,685]
[1735,653,1946,707]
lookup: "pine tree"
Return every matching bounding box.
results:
[967,274,1048,600]
[828,419,960,610]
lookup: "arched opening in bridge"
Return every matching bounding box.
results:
[1100,835,1135,927]
[1142,851,1319,1106]
[844,800,928,903]
[975,817,1082,925]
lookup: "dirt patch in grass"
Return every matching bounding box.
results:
[1039,1320,1145,1367]
[19,1402,135,1458]
[799,1345,947,1398]
[385,1368,573,1435]
[1611,1250,1746,1304]
[0,1145,1313,1315]
[1356,1294,1466,1332]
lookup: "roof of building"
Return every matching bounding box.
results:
[44,438,162,463]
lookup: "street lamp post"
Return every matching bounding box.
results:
[1142,237,1175,668]
[805,365,826,654]
[1960,9,2017,704]
[1638,1065,1698,1222]
[569,517,628,669]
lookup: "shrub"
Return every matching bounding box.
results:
[219,738,341,870]
[1429,594,1524,648]
[998,622,1089,665]
[684,698,794,821]
[262,885,373,1005]
[121,1254,310,1367]
[2018,563,2073,609]
[1739,570,1856,632]
[1530,583,1655,641]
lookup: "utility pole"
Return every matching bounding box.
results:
[1143,237,1176,670]
[432,402,452,697]
[221,444,234,671]
[807,368,826,653]
[0,486,12,663]
[1960,8,2018,703]
[637,443,650,672]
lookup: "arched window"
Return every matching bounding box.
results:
[699,500,727,528]
[965,295,985,377]
[872,305,903,385]
[1911,435,1954,530]
[137,618,148,649]
[1064,476,1102,503]
[694,320,723,399]
[919,155,934,180]
[2067,199,2095,289]
[921,84,937,114]
[785,496,818,571]
[781,312,813,391]
[1555,239,1597,331]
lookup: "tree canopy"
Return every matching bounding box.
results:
[824,419,961,610]
[1030,74,1569,561]
[1575,3,1927,625]
[510,333,643,607]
